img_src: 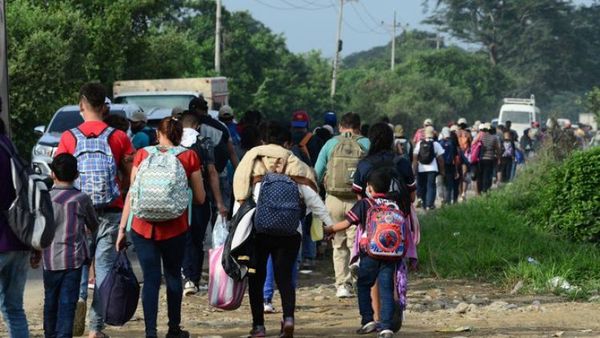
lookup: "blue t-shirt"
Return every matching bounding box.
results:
[132,127,154,150]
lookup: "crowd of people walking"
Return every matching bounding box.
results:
[0,81,583,338]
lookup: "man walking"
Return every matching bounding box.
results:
[315,112,369,298]
[56,83,135,338]
[413,126,445,210]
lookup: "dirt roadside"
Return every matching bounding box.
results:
[7,259,600,338]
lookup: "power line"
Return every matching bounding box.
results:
[358,1,388,31]
[328,0,385,35]
[297,0,334,9]
[253,0,332,11]
[348,2,387,34]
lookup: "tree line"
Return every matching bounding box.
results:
[6,0,600,153]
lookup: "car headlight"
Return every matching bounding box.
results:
[33,144,54,157]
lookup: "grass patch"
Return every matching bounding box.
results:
[418,185,600,298]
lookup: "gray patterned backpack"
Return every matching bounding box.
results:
[130,146,189,222]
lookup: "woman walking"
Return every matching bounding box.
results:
[116,117,205,338]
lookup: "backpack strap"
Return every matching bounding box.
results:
[69,127,86,141]
[97,126,116,141]
[298,132,312,162]
[168,146,187,157]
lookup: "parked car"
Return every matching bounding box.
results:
[31,104,142,176]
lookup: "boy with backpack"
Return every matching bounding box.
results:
[438,128,459,204]
[324,167,415,338]
[412,126,445,210]
[42,154,100,338]
[56,83,135,338]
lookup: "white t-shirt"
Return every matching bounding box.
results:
[413,139,445,173]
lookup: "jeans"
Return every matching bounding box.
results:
[263,254,299,303]
[301,214,316,260]
[249,234,301,326]
[88,211,120,333]
[417,171,437,208]
[182,202,212,285]
[131,231,186,337]
[478,159,496,193]
[43,268,82,338]
[357,255,396,331]
[0,251,30,338]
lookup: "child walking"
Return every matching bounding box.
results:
[43,153,99,338]
[325,167,416,338]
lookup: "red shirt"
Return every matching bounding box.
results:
[56,121,135,209]
[130,148,200,241]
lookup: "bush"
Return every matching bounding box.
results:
[527,147,600,242]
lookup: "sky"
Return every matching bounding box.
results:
[222,0,595,57]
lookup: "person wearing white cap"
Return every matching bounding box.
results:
[412,118,434,144]
[413,126,446,210]
[130,110,156,150]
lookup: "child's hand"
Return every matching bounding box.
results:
[30,250,41,269]
[323,225,334,235]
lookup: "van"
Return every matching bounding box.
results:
[31,104,141,176]
[498,95,540,138]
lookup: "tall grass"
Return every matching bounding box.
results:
[418,152,600,297]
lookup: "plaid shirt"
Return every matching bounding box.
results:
[43,186,99,271]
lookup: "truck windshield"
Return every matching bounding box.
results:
[48,110,83,133]
[501,111,531,124]
[115,95,195,112]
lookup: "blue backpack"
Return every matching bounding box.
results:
[254,173,303,236]
[439,139,456,165]
[70,127,120,207]
[99,250,140,326]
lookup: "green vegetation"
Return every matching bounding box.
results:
[419,147,600,297]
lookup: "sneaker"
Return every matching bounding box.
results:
[183,280,198,296]
[356,321,377,334]
[197,283,209,292]
[336,285,353,299]
[73,299,87,336]
[165,328,190,338]
[279,317,294,338]
[249,325,266,338]
[264,302,275,314]
[378,329,394,338]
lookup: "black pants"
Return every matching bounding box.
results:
[478,159,496,193]
[249,233,301,326]
[182,202,212,285]
[500,157,513,183]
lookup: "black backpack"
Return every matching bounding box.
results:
[0,139,56,250]
[366,156,411,215]
[417,140,436,165]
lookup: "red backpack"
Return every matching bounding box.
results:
[363,199,409,261]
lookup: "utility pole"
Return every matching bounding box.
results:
[0,0,9,134]
[391,10,396,71]
[383,11,405,71]
[330,0,344,99]
[214,0,222,75]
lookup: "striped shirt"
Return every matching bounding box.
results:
[480,133,501,161]
[43,186,99,271]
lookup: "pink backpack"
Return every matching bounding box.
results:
[208,245,247,310]
[469,140,483,164]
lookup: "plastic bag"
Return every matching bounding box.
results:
[212,215,229,248]
[310,217,323,241]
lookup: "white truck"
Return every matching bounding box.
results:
[498,95,540,137]
[113,77,229,112]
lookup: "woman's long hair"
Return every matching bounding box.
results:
[367,122,394,157]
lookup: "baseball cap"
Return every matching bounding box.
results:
[441,127,451,139]
[393,125,404,138]
[129,110,147,122]
[457,117,467,125]
[188,97,208,111]
[324,111,337,127]
[450,124,460,132]
[291,110,310,128]
[219,105,234,119]
[423,118,433,127]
